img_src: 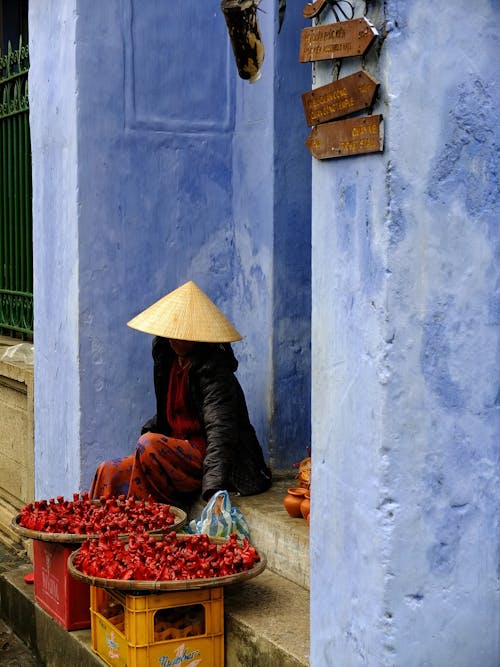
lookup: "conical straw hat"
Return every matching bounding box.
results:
[127,281,242,342]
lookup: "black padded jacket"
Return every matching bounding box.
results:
[141,337,272,500]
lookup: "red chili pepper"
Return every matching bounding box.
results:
[73,531,261,582]
[19,495,178,536]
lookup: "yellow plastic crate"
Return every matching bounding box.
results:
[90,586,224,667]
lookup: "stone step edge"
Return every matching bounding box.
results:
[1,563,309,667]
[225,568,310,667]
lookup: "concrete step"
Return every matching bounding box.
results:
[224,569,309,667]
[0,480,310,666]
[190,477,310,591]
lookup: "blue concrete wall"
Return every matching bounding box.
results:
[310,1,499,665]
[29,0,311,496]
[273,12,312,466]
[74,0,240,487]
[230,4,312,468]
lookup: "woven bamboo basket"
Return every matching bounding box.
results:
[11,504,187,544]
[67,535,267,591]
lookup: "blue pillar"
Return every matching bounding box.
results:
[310,1,499,664]
[30,0,81,498]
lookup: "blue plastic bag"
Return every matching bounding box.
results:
[187,490,251,541]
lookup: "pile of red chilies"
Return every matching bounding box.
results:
[19,494,177,535]
[73,531,260,581]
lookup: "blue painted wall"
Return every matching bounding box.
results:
[310,1,499,665]
[74,0,240,487]
[273,11,312,466]
[29,0,311,497]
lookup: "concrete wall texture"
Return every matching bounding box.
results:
[28,0,498,664]
[310,1,499,665]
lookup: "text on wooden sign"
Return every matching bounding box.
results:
[305,114,384,159]
[302,70,379,126]
[299,17,378,63]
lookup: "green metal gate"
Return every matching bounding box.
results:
[0,36,32,338]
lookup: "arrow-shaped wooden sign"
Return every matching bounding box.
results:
[303,0,327,19]
[299,17,378,63]
[305,114,384,159]
[302,71,379,126]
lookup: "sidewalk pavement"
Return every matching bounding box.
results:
[0,540,42,666]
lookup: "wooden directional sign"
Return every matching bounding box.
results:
[305,114,384,160]
[299,17,378,63]
[302,71,379,126]
[303,0,327,19]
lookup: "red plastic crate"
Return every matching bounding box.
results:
[33,539,91,630]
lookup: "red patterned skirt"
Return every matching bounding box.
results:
[89,432,205,506]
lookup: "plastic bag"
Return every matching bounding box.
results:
[187,490,251,541]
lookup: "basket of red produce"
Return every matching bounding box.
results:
[68,530,267,591]
[12,493,187,543]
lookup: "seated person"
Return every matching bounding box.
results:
[90,280,272,508]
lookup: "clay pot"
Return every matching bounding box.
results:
[300,491,310,522]
[283,488,308,518]
[297,456,311,490]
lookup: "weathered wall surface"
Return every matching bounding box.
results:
[29,0,80,498]
[310,1,499,665]
[0,341,34,548]
[29,0,311,496]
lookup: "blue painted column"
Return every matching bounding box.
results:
[29,0,81,498]
[310,1,499,665]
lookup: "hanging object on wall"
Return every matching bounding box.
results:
[299,17,378,62]
[303,0,353,21]
[299,4,383,160]
[301,70,379,126]
[305,114,384,159]
[221,0,265,83]
[303,0,328,18]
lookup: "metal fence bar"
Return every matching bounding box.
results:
[0,36,32,337]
